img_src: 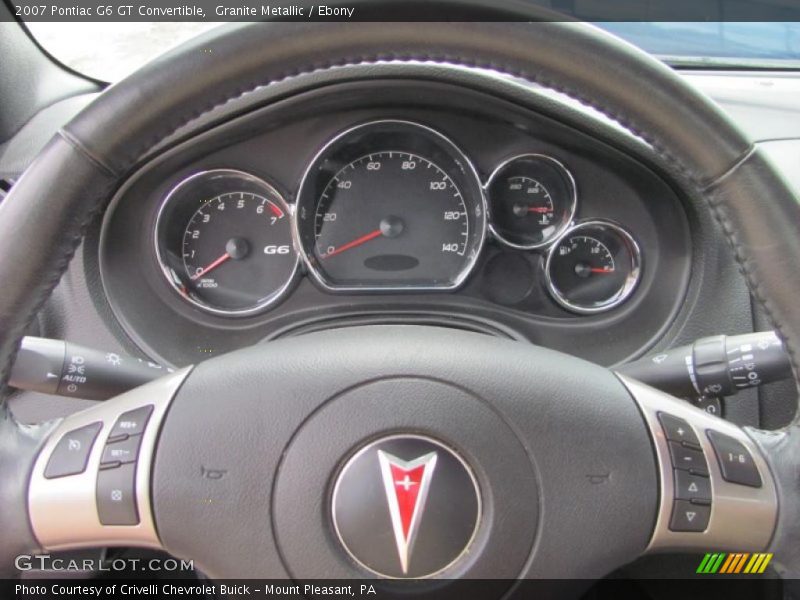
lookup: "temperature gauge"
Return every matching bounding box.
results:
[486,154,576,249]
[545,220,641,314]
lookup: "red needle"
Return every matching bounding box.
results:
[191,252,231,280]
[321,229,383,259]
[590,268,615,274]
[527,207,551,213]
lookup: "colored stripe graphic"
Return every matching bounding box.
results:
[710,553,726,573]
[734,553,750,573]
[697,553,726,574]
[744,554,758,573]
[719,553,736,574]
[696,554,713,573]
[699,553,773,574]
[758,554,773,573]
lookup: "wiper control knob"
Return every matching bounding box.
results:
[617,331,791,399]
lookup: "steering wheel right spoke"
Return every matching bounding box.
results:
[27,368,190,553]
[618,375,778,556]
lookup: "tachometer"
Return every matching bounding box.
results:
[155,170,299,316]
[295,121,486,291]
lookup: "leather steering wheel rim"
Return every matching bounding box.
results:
[1,9,799,580]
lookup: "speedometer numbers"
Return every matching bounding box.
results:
[155,170,298,317]
[545,221,641,314]
[295,121,486,291]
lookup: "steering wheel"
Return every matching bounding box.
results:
[1,10,799,591]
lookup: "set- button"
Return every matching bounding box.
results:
[101,430,143,467]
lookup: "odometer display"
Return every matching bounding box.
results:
[296,121,486,290]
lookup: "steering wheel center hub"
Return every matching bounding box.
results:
[269,374,539,581]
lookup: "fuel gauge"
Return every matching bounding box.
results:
[486,154,576,249]
[545,220,641,314]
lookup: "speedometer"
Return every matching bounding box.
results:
[295,121,486,291]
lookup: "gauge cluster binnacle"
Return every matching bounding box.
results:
[151,122,647,317]
[155,169,299,316]
[98,80,691,368]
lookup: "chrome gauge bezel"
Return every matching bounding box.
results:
[154,169,300,318]
[294,120,488,293]
[544,219,642,314]
[485,153,578,251]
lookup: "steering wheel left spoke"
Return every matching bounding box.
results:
[27,369,190,553]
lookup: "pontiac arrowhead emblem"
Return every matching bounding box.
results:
[332,435,480,578]
[377,450,438,574]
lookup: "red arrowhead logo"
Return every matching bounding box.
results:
[378,450,438,574]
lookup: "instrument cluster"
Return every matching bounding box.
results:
[154,119,642,317]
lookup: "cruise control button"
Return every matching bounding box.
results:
[658,413,700,446]
[669,500,711,532]
[674,469,711,502]
[44,422,102,479]
[96,462,138,525]
[669,441,709,475]
[108,405,153,440]
[101,435,142,465]
[707,430,762,488]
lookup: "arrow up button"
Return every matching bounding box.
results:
[674,470,712,503]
